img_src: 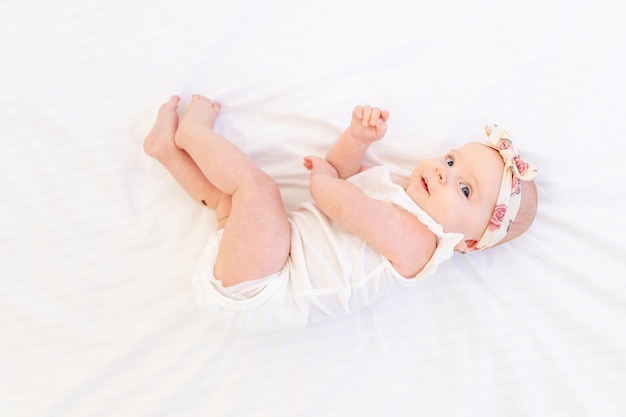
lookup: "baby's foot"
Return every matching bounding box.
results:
[143,95,180,160]
[174,94,222,149]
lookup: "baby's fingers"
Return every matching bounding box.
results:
[358,105,389,126]
[303,155,326,170]
[361,106,373,126]
[368,107,381,126]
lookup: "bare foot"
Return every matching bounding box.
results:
[143,95,181,160]
[174,94,221,149]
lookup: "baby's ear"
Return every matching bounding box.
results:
[455,239,478,253]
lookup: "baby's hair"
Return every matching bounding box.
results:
[497,180,538,246]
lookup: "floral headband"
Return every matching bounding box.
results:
[466,124,537,252]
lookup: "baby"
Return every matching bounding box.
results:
[144,94,537,332]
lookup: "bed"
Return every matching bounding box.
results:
[2,0,625,415]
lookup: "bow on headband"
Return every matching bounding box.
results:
[465,124,537,253]
[485,125,537,182]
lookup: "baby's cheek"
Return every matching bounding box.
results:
[440,205,466,234]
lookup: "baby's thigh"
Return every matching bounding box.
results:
[214,178,290,287]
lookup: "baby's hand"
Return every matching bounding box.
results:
[349,105,390,145]
[303,155,339,178]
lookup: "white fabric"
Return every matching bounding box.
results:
[194,166,463,333]
[2,0,626,416]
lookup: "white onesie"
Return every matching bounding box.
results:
[193,165,463,333]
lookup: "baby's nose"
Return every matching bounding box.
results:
[436,166,448,183]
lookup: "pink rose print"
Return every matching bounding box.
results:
[488,204,507,231]
[514,157,529,176]
[497,139,512,150]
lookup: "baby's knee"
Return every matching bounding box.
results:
[242,171,279,194]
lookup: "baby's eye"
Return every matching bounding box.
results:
[446,156,454,167]
[460,184,471,198]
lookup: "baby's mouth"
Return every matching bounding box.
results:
[422,177,429,194]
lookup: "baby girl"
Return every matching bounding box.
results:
[144,95,537,332]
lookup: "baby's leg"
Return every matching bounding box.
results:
[175,95,290,287]
[143,96,232,224]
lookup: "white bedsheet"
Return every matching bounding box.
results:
[1,0,625,416]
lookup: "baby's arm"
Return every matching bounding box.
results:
[324,105,389,179]
[303,156,437,278]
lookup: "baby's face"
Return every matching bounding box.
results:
[406,142,504,251]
